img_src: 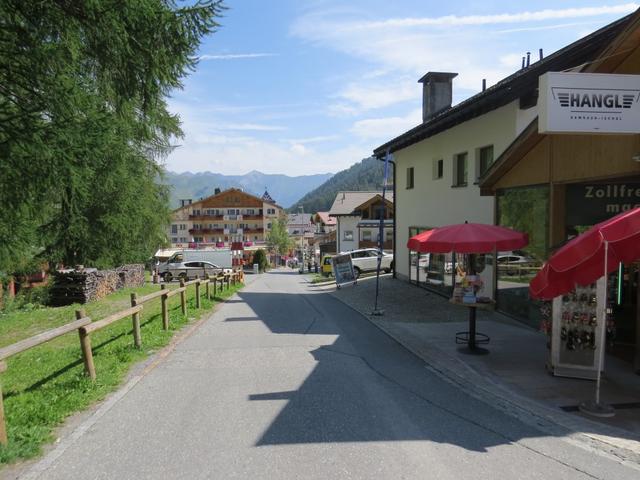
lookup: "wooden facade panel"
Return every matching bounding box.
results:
[494,136,551,189]
[200,190,263,208]
[551,135,640,183]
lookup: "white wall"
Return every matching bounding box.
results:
[337,216,359,252]
[394,101,525,279]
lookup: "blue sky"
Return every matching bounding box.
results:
[166,1,639,176]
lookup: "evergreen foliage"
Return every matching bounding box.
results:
[252,249,268,272]
[0,0,224,271]
[290,157,385,213]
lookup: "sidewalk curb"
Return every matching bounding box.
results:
[327,288,640,469]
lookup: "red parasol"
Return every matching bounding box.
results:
[407,222,528,354]
[529,208,640,300]
[407,222,529,254]
[529,207,640,417]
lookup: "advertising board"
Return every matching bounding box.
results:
[332,253,356,288]
[539,72,640,134]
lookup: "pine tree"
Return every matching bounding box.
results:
[0,0,224,270]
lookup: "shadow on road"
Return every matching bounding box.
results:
[232,271,566,452]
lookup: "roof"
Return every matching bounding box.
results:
[287,213,313,225]
[315,212,336,226]
[328,191,394,216]
[372,12,635,157]
[261,190,275,203]
[171,187,281,212]
[479,9,640,194]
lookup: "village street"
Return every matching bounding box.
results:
[14,270,639,480]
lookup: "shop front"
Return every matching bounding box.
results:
[481,118,640,374]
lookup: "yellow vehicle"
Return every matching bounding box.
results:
[321,255,334,276]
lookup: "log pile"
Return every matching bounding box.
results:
[49,264,145,306]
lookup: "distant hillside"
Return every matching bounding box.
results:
[290,157,387,213]
[164,170,333,209]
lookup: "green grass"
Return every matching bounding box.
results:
[0,280,242,464]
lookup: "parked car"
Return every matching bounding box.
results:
[162,261,230,282]
[321,255,334,276]
[497,254,538,275]
[345,248,394,279]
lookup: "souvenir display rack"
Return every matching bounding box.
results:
[550,277,605,379]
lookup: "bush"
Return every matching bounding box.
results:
[253,249,268,272]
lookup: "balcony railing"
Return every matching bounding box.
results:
[188,214,224,221]
[223,214,243,221]
[188,228,224,234]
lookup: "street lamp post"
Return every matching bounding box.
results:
[298,205,304,272]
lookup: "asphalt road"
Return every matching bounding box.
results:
[19,270,640,479]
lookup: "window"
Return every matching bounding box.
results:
[193,224,201,230]
[171,237,178,243]
[478,145,494,178]
[171,224,178,234]
[343,230,353,241]
[406,167,414,189]
[433,159,443,180]
[362,230,372,242]
[193,209,201,216]
[453,152,468,187]
[179,224,186,231]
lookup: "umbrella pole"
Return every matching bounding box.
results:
[580,240,615,417]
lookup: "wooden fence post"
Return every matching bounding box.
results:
[0,361,7,446]
[213,276,218,297]
[130,293,142,348]
[195,276,201,309]
[160,284,169,330]
[205,274,210,300]
[179,279,187,316]
[76,309,96,381]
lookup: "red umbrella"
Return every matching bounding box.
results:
[529,207,640,416]
[529,208,640,300]
[407,222,528,354]
[407,222,529,254]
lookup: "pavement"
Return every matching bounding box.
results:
[311,273,640,464]
[7,269,640,479]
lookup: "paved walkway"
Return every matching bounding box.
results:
[310,274,640,464]
[8,270,640,479]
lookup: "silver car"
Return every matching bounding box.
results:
[161,261,228,282]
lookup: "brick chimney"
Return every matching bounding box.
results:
[418,72,458,122]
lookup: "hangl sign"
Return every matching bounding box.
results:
[539,72,640,134]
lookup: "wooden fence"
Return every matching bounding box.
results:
[0,270,244,446]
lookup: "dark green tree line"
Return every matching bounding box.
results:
[0,0,224,270]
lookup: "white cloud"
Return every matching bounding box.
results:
[219,123,286,132]
[346,4,639,29]
[351,108,422,140]
[199,53,277,60]
[330,78,419,115]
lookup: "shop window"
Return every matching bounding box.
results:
[453,152,468,187]
[406,167,414,189]
[496,185,549,328]
[478,145,494,178]
[362,230,372,242]
[433,159,443,180]
[343,230,353,241]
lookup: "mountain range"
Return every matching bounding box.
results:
[164,170,333,208]
[290,157,387,213]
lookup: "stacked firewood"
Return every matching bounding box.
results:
[49,264,145,306]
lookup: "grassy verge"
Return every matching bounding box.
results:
[0,280,242,464]
[309,274,332,284]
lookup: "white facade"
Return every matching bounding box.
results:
[336,216,359,253]
[393,100,537,280]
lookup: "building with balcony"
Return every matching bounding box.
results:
[168,188,282,248]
